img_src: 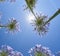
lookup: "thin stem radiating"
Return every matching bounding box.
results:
[30,8,37,19]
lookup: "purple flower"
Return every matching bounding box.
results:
[31,14,49,36]
[0,45,23,56]
[29,44,55,56]
[6,18,20,33]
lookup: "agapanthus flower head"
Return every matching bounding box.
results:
[6,18,20,33]
[0,45,23,56]
[31,13,49,36]
[25,0,36,9]
[29,44,55,56]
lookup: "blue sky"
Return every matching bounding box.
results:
[0,0,60,56]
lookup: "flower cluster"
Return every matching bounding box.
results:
[6,18,20,33]
[32,14,49,36]
[25,0,36,9]
[0,45,23,56]
[29,44,55,56]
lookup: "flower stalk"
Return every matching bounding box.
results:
[44,9,60,25]
[0,25,7,28]
[25,0,37,18]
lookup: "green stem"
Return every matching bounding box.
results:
[29,7,37,19]
[44,9,60,25]
[25,0,37,19]
[0,25,7,28]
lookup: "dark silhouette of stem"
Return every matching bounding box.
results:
[25,0,37,18]
[0,25,7,28]
[30,8,37,19]
[44,9,60,25]
[28,5,37,19]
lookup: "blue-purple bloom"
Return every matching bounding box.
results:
[32,14,49,36]
[29,44,55,56]
[0,45,23,56]
[6,18,20,33]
